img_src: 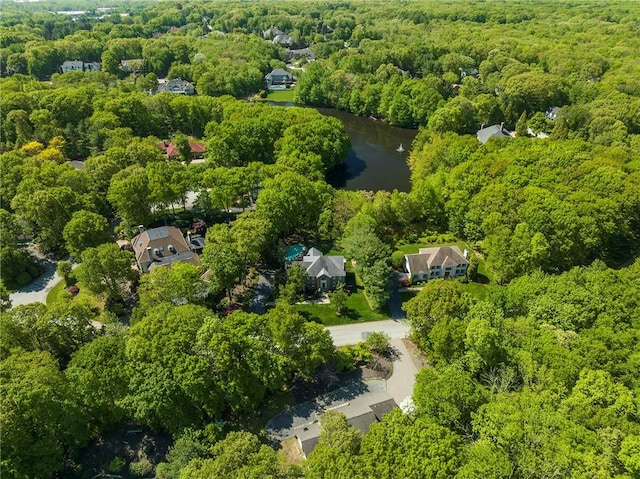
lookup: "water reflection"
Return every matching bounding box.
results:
[267,102,416,192]
[318,108,417,193]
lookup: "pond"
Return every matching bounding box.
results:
[318,108,417,193]
[268,102,417,192]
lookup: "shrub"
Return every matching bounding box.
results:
[67,285,80,296]
[106,457,126,474]
[391,250,406,269]
[334,348,357,372]
[365,332,391,355]
[129,459,153,477]
[26,264,41,279]
[16,272,32,286]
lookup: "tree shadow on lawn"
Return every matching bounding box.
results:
[337,307,360,321]
[475,273,491,284]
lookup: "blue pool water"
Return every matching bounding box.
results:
[285,244,304,261]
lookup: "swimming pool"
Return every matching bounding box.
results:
[285,244,304,261]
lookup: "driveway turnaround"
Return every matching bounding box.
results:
[386,338,419,404]
[9,259,60,307]
[327,319,410,347]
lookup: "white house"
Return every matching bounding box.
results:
[404,246,469,282]
[61,60,84,73]
[61,61,101,73]
[158,78,195,95]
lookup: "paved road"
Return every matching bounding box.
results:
[327,319,410,347]
[267,335,420,442]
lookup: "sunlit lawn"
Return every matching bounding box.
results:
[46,276,105,310]
[295,271,389,326]
[265,88,296,102]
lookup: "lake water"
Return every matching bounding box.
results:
[318,108,417,192]
[269,102,417,192]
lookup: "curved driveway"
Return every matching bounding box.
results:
[327,319,410,347]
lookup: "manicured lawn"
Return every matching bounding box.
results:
[459,281,491,300]
[295,272,389,326]
[46,277,105,310]
[265,88,296,102]
[296,292,389,326]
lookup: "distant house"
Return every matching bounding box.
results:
[158,78,195,95]
[287,47,315,61]
[156,140,206,160]
[120,59,144,73]
[61,61,101,73]
[61,60,84,73]
[263,27,284,39]
[297,393,397,458]
[292,247,346,292]
[265,68,296,86]
[272,33,293,46]
[476,123,514,144]
[460,67,479,78]
[404,245,469,282]
[545,106,561,121]
[131,225,201,273]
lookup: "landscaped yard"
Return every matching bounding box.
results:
[295,272,389,326]
[265,88,296,102]
[46,277,105,310]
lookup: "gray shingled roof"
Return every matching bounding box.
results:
[405,253,431,276]
[306,247,323,257]
[265,68,294,80]
[420,246,468,268]
[304,255,345,278]
[477,124,512,144]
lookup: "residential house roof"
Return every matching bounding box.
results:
[297,424,321,458]
[272,34,293,45]
[131,226,198,273]
[295,249,345,278]
[265,68,295,80]
[263,27,284,39]
[158,78,194,94]
[477,123,513,144]
[295,392,397,458]
[62,60,84,70]
[404,253,432,277]
[405,246,468,276]
[156,140,206,159]
[546,106,561,121]
[419,245,468,268]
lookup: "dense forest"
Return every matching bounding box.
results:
[1,1,639,478]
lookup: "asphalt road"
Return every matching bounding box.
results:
[327,319,411,347]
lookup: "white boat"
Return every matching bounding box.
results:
[396,143,405,152]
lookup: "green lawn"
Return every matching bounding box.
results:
[265,88,296,102]
[459,281,491,300]
[46,277,105,310]
[295,272,389,325]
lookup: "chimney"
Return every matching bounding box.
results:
[146,247,153,263]
[139,225,145,234]
[187,232,192,244]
